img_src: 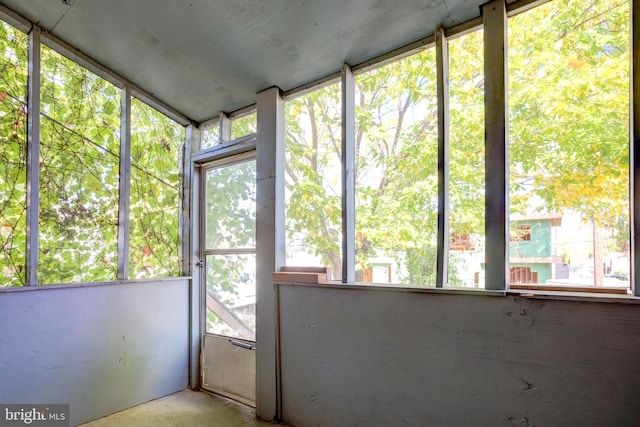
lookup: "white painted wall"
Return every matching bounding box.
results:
[0,279,190,425]
[278,284,640,426]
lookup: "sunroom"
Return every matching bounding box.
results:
[0,0,639,426]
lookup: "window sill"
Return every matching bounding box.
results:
[507,288,640,304]
[509,283,629,295]
[274,280,640,303]
[274,280,507,297]
[0,276,192,293]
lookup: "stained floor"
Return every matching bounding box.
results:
[78,389,284,427]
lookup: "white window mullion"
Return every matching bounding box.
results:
[180,124,196,276]
[632,0,640,296]
[435,27,450,288]
[219,112,231,144]
[25,26,41,286]
[341,64,356,283]
[483,0,509,291]
[117,85,132,280]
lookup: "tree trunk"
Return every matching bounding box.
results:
[593,221,604,287]
[327,252,342,282]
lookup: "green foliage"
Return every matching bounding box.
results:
[205,159,256,249]
[401,245,466,287]
[201,127,219,149]
[449,29,485,237]
[129,98,184,279]
[0,0,630,288]
[401,245,437,286]
[206,254,253,299]
[0,22,28,286]
[38,46,121,283]
[355,48,439,273]
[285,84,343,279]
[0,23,184,286]
[285,0,630,286]
[200,112,256,150]
[230,112,257,140]
[284,45,465,283]
[509,0,629,225]
[203,158,256,307]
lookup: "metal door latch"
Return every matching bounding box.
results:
[230,340,256,350]
[195,259,204,268]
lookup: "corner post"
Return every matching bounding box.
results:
[256,86,285,419]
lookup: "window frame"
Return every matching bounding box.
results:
[3,0,638,296]
[279,0,639,297]
[0,16,189,287]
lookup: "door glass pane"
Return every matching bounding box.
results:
[205,253,256,340]
[205,159,256,249]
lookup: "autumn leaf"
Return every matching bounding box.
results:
[568,59,584,69]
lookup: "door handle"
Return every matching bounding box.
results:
[230,340,255,350]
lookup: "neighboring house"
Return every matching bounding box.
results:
[509,213,563,284]
[469,213,564,285]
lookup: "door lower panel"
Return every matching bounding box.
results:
[201,334,256,406]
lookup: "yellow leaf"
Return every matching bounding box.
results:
[568,59,584,70]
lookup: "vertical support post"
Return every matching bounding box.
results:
[117,85,132,280]
[181,124,195,276]
[632,0,640,296]
[25,26,41,287]
[342,64,356,283]
[219,112,231,144]
[191,123,202,152]
[183,124,200,388]
[191,164,203,389]
[483,0,509,291]
[256,86,285,420]
[435,27,450,288]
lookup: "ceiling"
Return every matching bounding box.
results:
[0,0,490,124]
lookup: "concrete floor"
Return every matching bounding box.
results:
[78,389,284,427]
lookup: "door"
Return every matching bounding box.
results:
[199,151,257,406]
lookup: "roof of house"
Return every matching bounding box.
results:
[511,213,563,227]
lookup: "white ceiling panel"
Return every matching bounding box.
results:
[0,0,489,123]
